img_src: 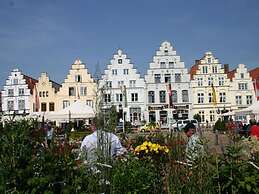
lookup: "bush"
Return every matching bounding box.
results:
[111,156,163,194]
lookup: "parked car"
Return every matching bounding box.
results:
[171,119,198,131]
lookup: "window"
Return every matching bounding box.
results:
[198,78,203,86]
[175,73,181,83]
[80,87,87,96]
[212,66,217,73]
[118,81,124,87]
[123,69,129,75]
[208,93,212,103]
[182,90,189,103]
[19,88,24,96]
[75,75,81,82]
[240,73,244,79]
[165,74,171,83]
[39,92,42,97]
[69,87,75,96]
[130,107,141,123]
[164,50,168,55]
[112,69,117,75]
[13,79,18,85]
[86,100,93,107]
[154,74,161,83]
[8,89,14,97]
[208,77,213,86]
[209,110,215,122]
[246,95,253,105]
[7,100,14,111]
[63,100,70,109]
[49,102,55,111]
[149,111,156,122]
[129,80,136,87]
[160,111,167,125]
[198,93,204,103]
[202,66,208,74]
[238,83,248,90]
[131,93,138,102]
[106,81,112,88]
[219,92,226,103]
[41,103,47,112]
[219,77,224,86]
[208,58,211,63]
[236,96,242,105]
[172,90,177,103]
[18,100,25,110]
[148,91,155,103]
[159,91,166,103]
[118,59,122,64]
[169,62,174,68]
[42,91,45,97]
[116,94,123,102]
[199,111,205,122]
[104,94,111,103]
[160,62,166,68]
[46,91,48,97]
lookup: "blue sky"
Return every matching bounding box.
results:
[0,0,259,86]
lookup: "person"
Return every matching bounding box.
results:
[46,123,54,148]
[184,123,204,164]
[250,119,259,139]
[80,123,126,163]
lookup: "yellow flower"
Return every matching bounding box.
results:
[164,148,169,153]
[145,150,149,153]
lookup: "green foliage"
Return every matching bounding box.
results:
[111,156,163,194]
[107,105,118,132]
[214,118,226,132]
[125,121,132,133]
[193,113,201,123]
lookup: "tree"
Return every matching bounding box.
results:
[106,105,118,132]
[193,113,201,122]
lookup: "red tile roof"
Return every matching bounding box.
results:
[227,69,236,81]
[22,75,38,94]
[249,67,259,81]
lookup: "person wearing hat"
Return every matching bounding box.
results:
[184,122,203,164]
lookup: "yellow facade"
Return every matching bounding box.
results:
[56,59,97,111]
[30,72,61,113]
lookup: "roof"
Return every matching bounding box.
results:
[249,67,259,80]
[227,69,236,81]
[22,74,38,94]
[49,80,61,92]
[189,60,200,80]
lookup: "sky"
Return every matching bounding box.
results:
[0,0,259,87]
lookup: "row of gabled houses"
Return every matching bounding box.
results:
[1,41,259,127]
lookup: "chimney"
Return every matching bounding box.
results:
[224,64,229,74]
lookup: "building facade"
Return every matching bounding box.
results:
[249,67,259,101]
[145,41,192,127]
[1,69,37,120]
[99,49,146,125]
[30,72,61,113]
[190,52,231,124]
[227,64,256,121]
[56,59,97,111]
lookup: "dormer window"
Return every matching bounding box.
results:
[164,50,168,55]
[240,73,244,79]
[208,58,211,63]
[118,59,122,64]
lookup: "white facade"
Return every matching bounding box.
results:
[1,69,37,119]
[145,41,192,127]
[229,64,256,121]
[99,49,146,125]
[190,52,231,123]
